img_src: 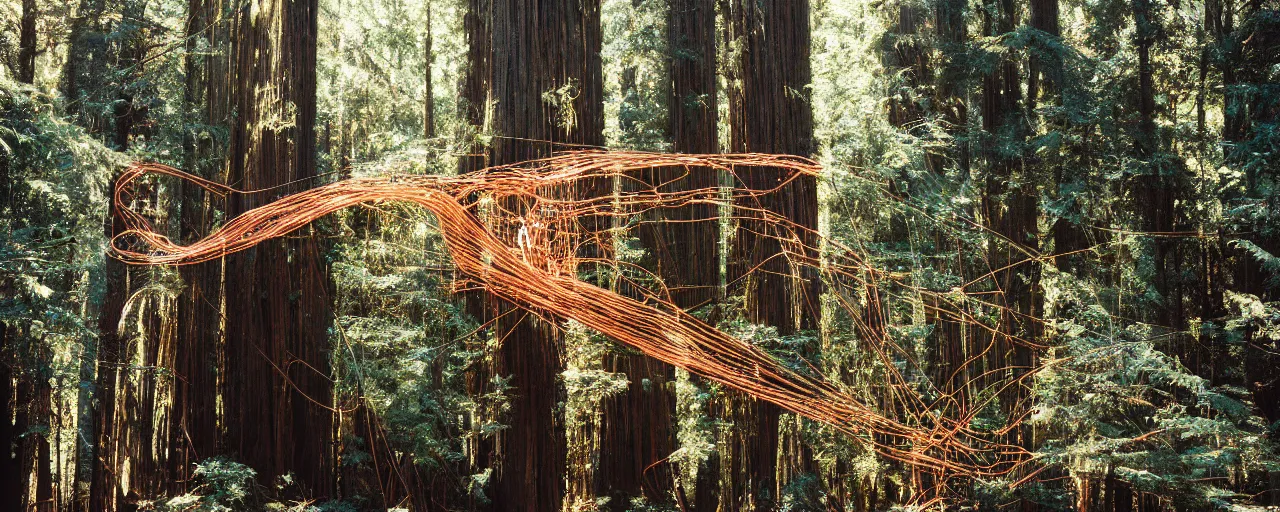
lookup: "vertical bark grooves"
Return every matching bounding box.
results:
[668,1,723,509]
[17,0,36,84]
[725,0,818,508]
[222,0,335,497]
[173,0,228,496]
[483,1,604,509]
[978,0,1039,470]
[597,1,717,508]
[927,0,972,430]
[458,1,494,508]
[86,2,174,504]
[423,0,436,139]
[89,189,127,511]
[726,0,817,336]
[459,0,491,175]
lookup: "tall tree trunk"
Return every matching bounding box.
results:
[979,0,1039,464]
[933,0,969,175]
[86,3,181,505]
[17,338,54,512]
[1132,0,1181,331]
[1027,0,1060,112]
[0,325,19,512]
[84,1,164,505]
[423,0,435,139]
[466,1,606,510]
[1219,0,1246,143]
[667,1,722,509]
[725,0,818,509]
[1226,1,1280,501]
[16,0,36,84]
[171,0,229,496]
[926,0,973,437]
[598,1,719,508]
[221,0,335,497]
[1027,0,1070,501]
[112,0,151,151]
[0,156,15,507]
[72,309,96,512]
[457,1,494,509]
[61,0,110,134]
[89,188,128,511]
[885,3,926,132]
[458,0,491,174]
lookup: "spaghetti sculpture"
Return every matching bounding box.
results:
[110,151,1036,485]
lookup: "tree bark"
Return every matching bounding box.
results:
[885,3,926,131]
[16,0,37,84]
[459,0,491,174]
[1027,0,1061,112]
[423,0,435,139]
[669,1,722,509]
[725,0,818,509]
[18,339,55,512]
[84,1,169,505]
[88,185,128,511]
[112,0,151,151]
[927,0,973,420]
[458,2,495,509]
[0,325,19,512]
[221,0,335,498]
[61,0,110,134]
[598,1,719,507]
[979,0,1039,462]
[171,0,230,496]
[1132,0,1183,331]
[472,1,605,509]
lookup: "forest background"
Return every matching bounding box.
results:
[1,0,1279,510]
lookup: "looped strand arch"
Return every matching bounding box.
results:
[110,151,1038,483]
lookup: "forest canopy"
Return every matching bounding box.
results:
[1,0,1279,510]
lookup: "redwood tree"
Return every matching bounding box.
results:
[422,0,435,139]
[475,1,604,509]
[221,0,335,497]
[977,0,1039,462]
[16,0,36,84]
[85,2,175,506]
[725,0,819,508]
[171,0,229,495]
[0,327,16,511]
[597,0,719,508]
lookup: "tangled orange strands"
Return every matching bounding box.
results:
[110,151,1036,479]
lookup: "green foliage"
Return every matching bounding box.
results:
[562,320,629,413]
[603,0,668,150]
[0,78,117,452]
[670,368,721,495]
[1028,271,1278,509]
[5,0,1280,508]
[1233,240,1280,290]
[318,0,466,164]
[778,470,826,511]
[158,458,257,512]
[327,159,488,500]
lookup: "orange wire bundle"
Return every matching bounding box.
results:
[111,151,1037,483]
